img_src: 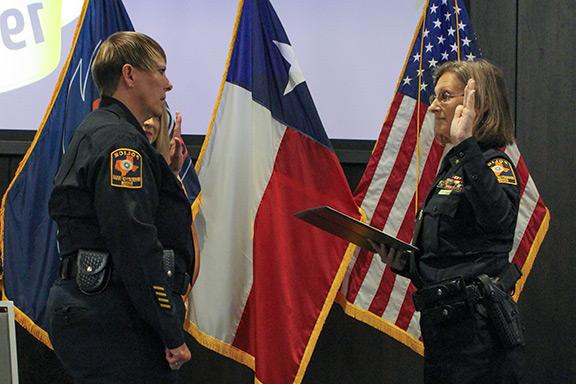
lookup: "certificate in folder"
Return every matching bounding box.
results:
[294,206,418,254]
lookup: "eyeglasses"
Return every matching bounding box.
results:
[429,91,464,105]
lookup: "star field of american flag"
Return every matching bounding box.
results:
[398,0,481,103]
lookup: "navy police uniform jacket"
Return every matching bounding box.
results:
[399,137,520,288]
[49,97,195,349]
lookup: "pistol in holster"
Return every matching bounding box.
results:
[477,264,525,348]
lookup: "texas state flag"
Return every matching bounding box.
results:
[186,0,360,383]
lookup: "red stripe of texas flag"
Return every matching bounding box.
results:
[233,128,358,384]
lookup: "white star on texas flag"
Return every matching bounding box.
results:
[273,40,306,96]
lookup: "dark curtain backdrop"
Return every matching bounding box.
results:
[1,1,574,382]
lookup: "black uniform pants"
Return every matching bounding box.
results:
[420,303,525,384]
[47,279,181,384]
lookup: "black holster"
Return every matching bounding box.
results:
[477,273,525,348]
[75,249,112,295]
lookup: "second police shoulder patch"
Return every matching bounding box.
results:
[487,158,517,185]
[110,148,142,188]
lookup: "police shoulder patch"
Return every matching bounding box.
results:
[486,157,517,185]
[110,148,143,188]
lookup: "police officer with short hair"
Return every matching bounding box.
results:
[373,60,525,384]
[46,31,194,383]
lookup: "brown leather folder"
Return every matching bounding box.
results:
[294,206,418,253]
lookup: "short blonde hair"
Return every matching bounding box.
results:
[434,60,514,147]
[91,31,166,96]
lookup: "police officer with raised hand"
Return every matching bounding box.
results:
[372,60,524,384]
[47,31,194,383]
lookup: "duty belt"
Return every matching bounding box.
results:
[412,263,522,323]
[413,277,484,311]
[60,250,191,295]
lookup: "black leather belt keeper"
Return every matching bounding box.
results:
[59,254,78,279]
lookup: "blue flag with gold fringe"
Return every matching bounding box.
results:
[0,0,133,345]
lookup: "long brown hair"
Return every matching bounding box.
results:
[434,60,514,147]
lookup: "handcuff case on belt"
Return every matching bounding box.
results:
[75,249,111,295]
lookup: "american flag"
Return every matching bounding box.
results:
[336,0,550,354]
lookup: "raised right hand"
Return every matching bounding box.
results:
[168,112,186,174]
[449,78,476,145]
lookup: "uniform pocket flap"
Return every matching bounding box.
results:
[423,196,459,217]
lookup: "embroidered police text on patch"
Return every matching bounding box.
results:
[487,158,517,185]
[110,148,143,188]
